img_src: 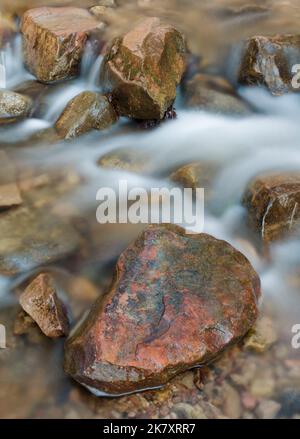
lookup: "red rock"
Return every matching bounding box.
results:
[65,225,260,395]
[243,172,300,242]
[21,7,101,83]
[100,17,186,120]
[19,273,70,338]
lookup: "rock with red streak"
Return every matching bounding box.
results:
[243,172,300,242]
[19,273,70,338]
[64,225,260,396]
[21,7,101,83]
[100,17,186,120]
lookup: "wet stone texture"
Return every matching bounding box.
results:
[65,225,260,396]
[100,17,186,120]
[0,90,33,124]
[19,273,70,338]
[21,7,101,83]
[55,91,118,139]
[0,150,22,209]
[243,172,300,243]
[238,35,300,96]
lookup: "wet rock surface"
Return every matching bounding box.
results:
[100,17,186,120]
[183,73,251,115]
[19,273,70,338]
[65,225,260,395]
[0,150,22,208]
[55,91,118,139]
[0,90,33,124]
[238,35,300,95]
[0,205,80,276]
[21,7,100,83]
[243,172,300,242]
[97,147,150,173]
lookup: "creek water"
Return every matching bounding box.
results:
[0,0,300,419]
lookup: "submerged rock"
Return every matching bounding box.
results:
[0,206,80,276]
[0,90,32,124]
[238,35,300,95]
[55,91,118,139]
[19,273,69,338]
[183,73,250,115]
[0,150,22,209]
[243,172,300,242]
[65,225,260,396]
[14,80,50,118]
[100,17,186,120]
[21,7,100,83]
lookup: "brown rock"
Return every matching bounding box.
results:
[0,205,80,276]
[65,225,260,396]
[0,150,22,209]
[170,161,218,200]
[244,316,278,353]
[55,92,118,139]
[13,309,37,335]
[238,35,300,95]
[21,7,101,83]
[100,17,186,120]
[13,80,50,118]
[243,172,300,242]
[183,73,251,115]
[0,90,32,124]
[19,273,69,338]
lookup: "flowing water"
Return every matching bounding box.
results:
[1,0,300,419]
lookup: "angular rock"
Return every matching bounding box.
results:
[100,17,186,120]
[0,150,22,208]
[0,90,32,124]
[65,225,260,396]
[0,205,80,276]
[13,309,37,335]
[55,92,118,139]
[19,273,69,338]
[21,7,101,83]
[243,172,300,242]
[238,35,300,95]
[183,73,250,115]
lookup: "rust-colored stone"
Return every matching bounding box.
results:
[65,225,260,396]
[238,35,300,96]
[243,172,300,242]
[19,273,70,338]
[100,17,186,120]
[21,7,101,83]
[55,92,118,139]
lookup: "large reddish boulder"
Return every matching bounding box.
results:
[100,17,186,120]
[21,7,100,83]
[243,172,300,242]
[64,225,260,396]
